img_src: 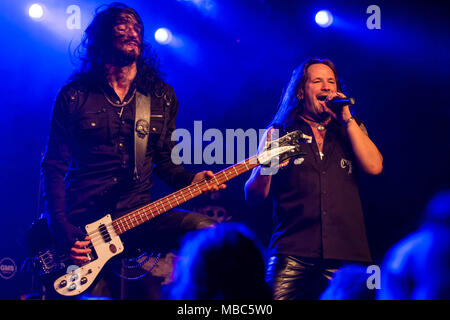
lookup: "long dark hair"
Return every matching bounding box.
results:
[71,2,162,94]
[270,58,344,128]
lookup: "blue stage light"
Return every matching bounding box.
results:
[315,10,333,28]
[28,3,44,19]
[155,28,173,45]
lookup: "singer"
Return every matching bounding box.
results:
[245,57,383,300]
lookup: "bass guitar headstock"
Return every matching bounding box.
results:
[257,130,312,167]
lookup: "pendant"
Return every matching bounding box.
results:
[317,124,325,131]
[118,107,124,118]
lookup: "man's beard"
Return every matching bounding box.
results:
[116,49,139,67]
[105,40,140,67]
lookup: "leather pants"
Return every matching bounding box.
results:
[266,254,341,300]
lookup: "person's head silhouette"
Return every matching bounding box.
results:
[168,223,271,300]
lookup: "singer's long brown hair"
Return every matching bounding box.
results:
[270,58,345,128]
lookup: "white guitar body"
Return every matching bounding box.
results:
[53,214,124,296]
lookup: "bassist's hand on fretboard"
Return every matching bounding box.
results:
[192,170,227,193]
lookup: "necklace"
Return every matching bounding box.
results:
[300,115,330,132]
[317,124,326,131]
[102,88,137,118]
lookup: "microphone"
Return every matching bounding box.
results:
[326,97,355,111]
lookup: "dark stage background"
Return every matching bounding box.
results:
[0,0,449,299]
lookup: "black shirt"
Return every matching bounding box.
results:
[41,77,195,248]
[270,118,372,263]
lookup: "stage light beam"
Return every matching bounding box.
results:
[28,3,44,19]
[315,10,333,28]
[155,28,173,45]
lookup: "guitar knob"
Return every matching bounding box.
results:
[70,274,79,282]
[80,277,88,285]
[59,280,67,288]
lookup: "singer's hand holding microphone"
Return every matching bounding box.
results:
[321,92,355,125]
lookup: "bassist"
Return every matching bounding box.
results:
[41,3,224,298]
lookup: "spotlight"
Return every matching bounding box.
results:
[315,10,333,28]
[28,3,44,19]
[154,28,173,45]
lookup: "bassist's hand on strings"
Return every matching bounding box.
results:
[70,236,91,265]
[192,170,227,194]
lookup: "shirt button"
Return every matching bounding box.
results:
[322,171,326,175]
[121,120,125,125]
[112,177,118,183]
[323,211,327,216]
[152,127,156,132]
[119,143,123,148]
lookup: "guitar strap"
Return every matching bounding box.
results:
[134,92,151,182]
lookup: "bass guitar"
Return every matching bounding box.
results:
[28,129,310,297]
